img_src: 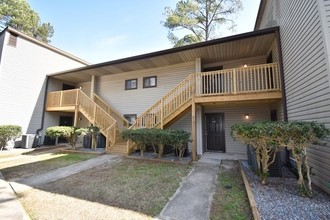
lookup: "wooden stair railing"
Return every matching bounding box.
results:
[76,90,118,150]
[93,93,129,129]
[126,62,281,153]
[127,74,195,153]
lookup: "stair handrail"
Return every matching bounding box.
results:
[129,73,194,130]
[93,93,130,128]
[77,90,119,148]
[127,74,195,153]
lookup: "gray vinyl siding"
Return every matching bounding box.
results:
[258,0,330,125]
[257,0,330,194]
[169,110,193,153]
[204,104,271,156]
[0,31,86,135]
[325,0,330,34]
[95,62,196,116]
[271,100,284,121]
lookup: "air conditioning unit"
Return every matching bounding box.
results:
[21,134,35,149]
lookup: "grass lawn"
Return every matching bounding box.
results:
[1,153,97,181]
[20,158,192,218]
[210,160,253,220]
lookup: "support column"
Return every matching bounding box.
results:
[195,58,202,96]
[91,75,95,101]
[74,107,79,126]
[191,75,197,161]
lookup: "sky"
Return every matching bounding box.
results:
[27,0,261,64]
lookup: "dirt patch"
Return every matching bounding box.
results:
[20,158,192,218]
[210,160,253,220]
[19,189,152,220]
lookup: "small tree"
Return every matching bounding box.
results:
[169,129,190,160]
[0,125,22,150]
[46,126,86,149]
[285,121,330,196]
[231,121,287,185]
[122,128,149,156]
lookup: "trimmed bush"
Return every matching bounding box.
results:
[122,128,190,159]
[0,125,22,150]
[231,120,330,196]
[46,126,87,149]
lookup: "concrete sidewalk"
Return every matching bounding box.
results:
[159,154,222,220]
[1,154,121,220]
[0,172,30,220]
[11,154,122,193]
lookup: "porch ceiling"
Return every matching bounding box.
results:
[50,28,277,84]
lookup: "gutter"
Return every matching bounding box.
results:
[35,76,50,146]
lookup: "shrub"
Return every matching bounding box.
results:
[122,128,190,159]
[46,126,87,149]
[0,125,22,150]
[231,121,330,196]
[168,129,190,160]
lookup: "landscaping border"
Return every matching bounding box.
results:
[238,160,260,220]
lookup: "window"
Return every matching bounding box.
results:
[125,79,137,90]
[143,76,157,88]
[124,114,137,126]
[8,33,18,47]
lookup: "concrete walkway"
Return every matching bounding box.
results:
[11,154,122,193]
[0,173,30,220]
[159,154,222,220]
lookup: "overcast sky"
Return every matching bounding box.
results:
[27,0,260,64]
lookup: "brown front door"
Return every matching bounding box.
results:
[205,113,225,152]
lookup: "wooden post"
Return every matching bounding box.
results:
[233,69,237,94]
[191,76,197,161]
[59,91,63,107]
[105,130,110,151]
[73,89,79,126]
[160,98,164,129]
[74,107,79,126]
[91,75,95,101]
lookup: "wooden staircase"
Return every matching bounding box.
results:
[46,63,282,156]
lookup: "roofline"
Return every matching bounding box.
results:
[1,26,90,65]
[254,0,266,30]
[49,26,279,77]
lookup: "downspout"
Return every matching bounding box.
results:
[35,75,50,147]
[275,27,288,122]
[275,27,291,168]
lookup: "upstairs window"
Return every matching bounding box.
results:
[124,114,137,126]
[8,33,18,47]
[143,76,157,88]
[125,78,137,90]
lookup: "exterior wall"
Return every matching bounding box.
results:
[0,31,86,136]
[95,62,196,116]
[204,104,271,156]
[203,55,267,70]
[0,32,6,66]
[271,100,284,121]
[257,0,330,194]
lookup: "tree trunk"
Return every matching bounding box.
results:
[303,148,312,192]
[260,148,270,185]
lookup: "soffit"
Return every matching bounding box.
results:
[50,31,276,84]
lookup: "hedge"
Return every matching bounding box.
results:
[122,128,190,159]
[0,125,22,150]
